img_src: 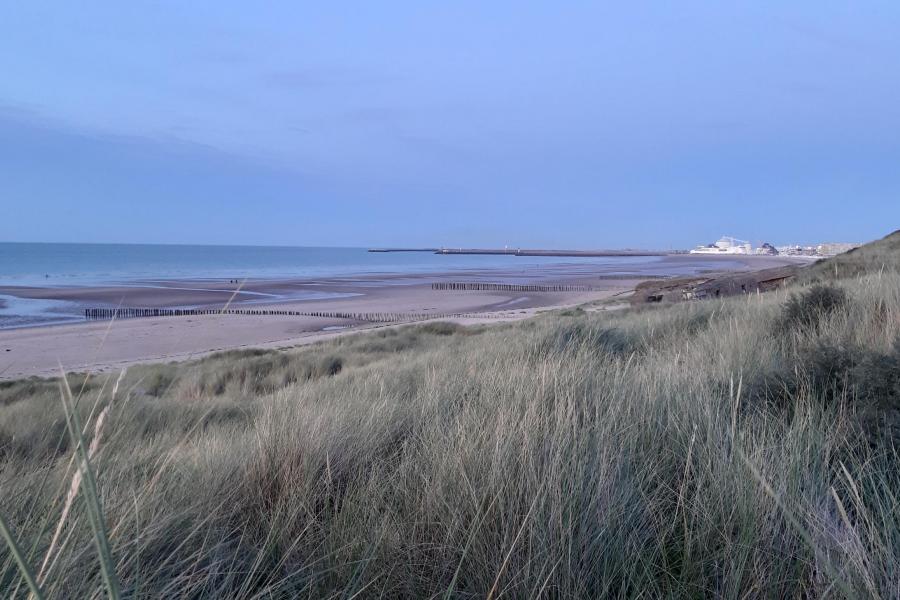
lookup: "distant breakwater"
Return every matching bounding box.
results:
[370,248,671,257]
[83,307,505,324]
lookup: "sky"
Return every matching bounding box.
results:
[1,2,898,248]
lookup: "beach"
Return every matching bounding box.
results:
[0,254,804,379]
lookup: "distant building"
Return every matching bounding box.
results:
[756,242,778,256]
[775,243,859,257]
[689,236,752,255]
[777,245,818,256]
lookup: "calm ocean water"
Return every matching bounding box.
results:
[0,242,660,287]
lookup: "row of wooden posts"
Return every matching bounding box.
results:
[431,282,596,292]
[83,307,504,323]
[81,279,580,324]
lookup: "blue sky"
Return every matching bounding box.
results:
[1,2,898,248]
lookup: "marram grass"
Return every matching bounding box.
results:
[1,273,899,598]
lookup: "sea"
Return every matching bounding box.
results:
[0,242,671,329]
[0,242,667,287]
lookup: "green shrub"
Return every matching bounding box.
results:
[853,337,900,442]
[417,321,465,336]
[537,321,633,357]
[744,337,900,444]
[316,355,343,377]
[780,283,848,330]
[141,369,174,397]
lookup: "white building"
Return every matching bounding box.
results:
[690,236,752,255]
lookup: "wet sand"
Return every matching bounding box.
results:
[0,255,807,380]
[0,255,798,308]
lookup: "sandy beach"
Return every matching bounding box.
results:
[0,255,805,379]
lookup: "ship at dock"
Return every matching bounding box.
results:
[689,236,752,255]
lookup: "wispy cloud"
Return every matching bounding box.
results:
[779,19,874,54]
[263,66,396,90]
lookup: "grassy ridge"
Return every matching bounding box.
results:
[1,255,899,596]
[798,229,900,283]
